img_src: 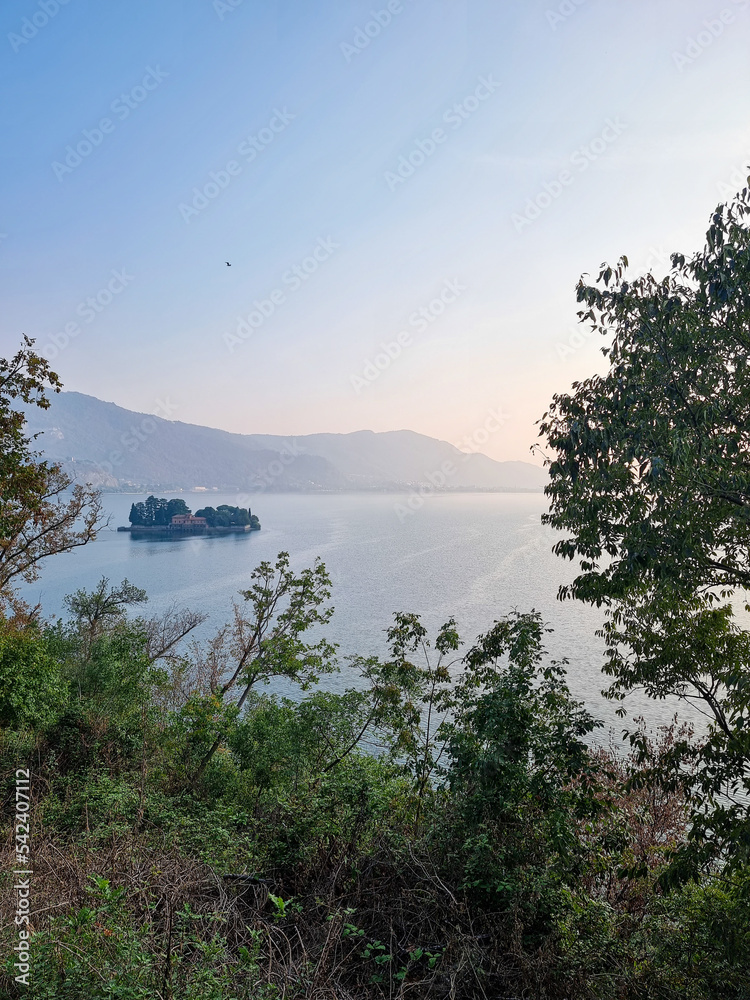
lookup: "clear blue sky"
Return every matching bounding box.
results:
[1,0,749,461]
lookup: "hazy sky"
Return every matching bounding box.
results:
[2,0,749,462]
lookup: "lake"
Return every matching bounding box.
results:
[20,491,694,738]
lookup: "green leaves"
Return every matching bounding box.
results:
[267,893,296,920]
[355,613,461,815]
[233,551,337,697]
[540,185,750,871]
[0,338,103,606]
[0,621,67,729]
[187,552,338,786]
[437,611,601,917]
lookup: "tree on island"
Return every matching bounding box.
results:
[194,504,258,528]
[129,496,191,526]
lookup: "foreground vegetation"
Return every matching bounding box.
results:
[1,576,747,998]
[3,186,750,996]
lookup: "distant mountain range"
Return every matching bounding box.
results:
[22,392,548,493]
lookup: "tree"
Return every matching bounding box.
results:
[0,337,103,608]
[149,496,169,526]
[187,551,337,785]
[0,619,67,729]
[50,578,205,740]
[538,185,750,869]
[61,576,206,667]
[129,502,145,526]
[194,505,217,525]
[129,496,190,527]
[352,613,461,822]
[65,576,148,635]
[440,611,600,916]
[195,505,252,527]
[166,498,190,521]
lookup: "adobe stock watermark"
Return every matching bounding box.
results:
[213,0,245,19]
[511,117,627,233]
[718,154,750,199]
[248,439,306,492]
[40,268,134,361]
[384,75,500,191]
[222,236,339,353]
[546,0,589,31]
[394,407,509,521]
[8,0,71,53]
[183,440,305,556]
[221,440,307,500]
[350,279,466,393]
[553,322,599,361]
[455,407,511,454]
[630,245,672,281]
[13,768,32,987]
[552,246,670,360]
[340,0,415,62]
[93,397,179,479]
[673,2,747,72]
[52,67,169,181]
[179,108,295,222]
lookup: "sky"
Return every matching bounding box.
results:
[1,0,749,464]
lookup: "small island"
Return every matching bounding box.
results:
[118,496,260,535]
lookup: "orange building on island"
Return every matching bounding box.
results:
[170,514,208,528]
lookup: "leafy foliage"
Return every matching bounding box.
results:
[539,186,750,605]
[0,337,103,608]
[353,613,460,819]
[128,498,259,530]
[194,504,258,528]
[186,550,337,785]
[0,568,748,997]
[129,496,190,526]
[6,232,750,1000]
[0,619,67,729]
[539,187,750,871]
[439,611,601,922]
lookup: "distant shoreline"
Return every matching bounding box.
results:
[117,524,259,535]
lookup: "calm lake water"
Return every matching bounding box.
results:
[20,492,695,738]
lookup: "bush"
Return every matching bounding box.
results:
[0,623,67,730]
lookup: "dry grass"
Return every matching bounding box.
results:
[0,829,549,1000]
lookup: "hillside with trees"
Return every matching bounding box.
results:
[1,189,750,998]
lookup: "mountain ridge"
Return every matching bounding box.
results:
[22,391,548,493]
